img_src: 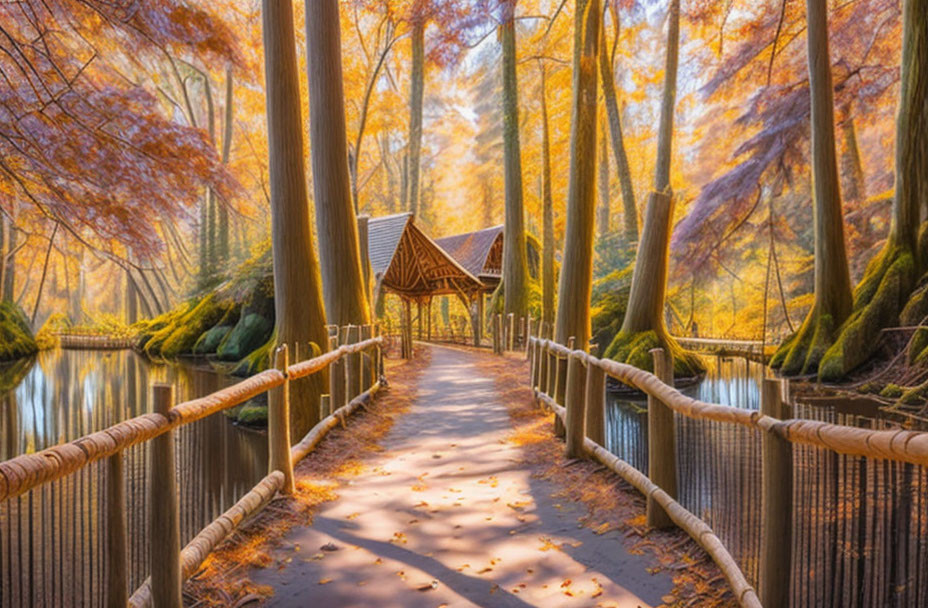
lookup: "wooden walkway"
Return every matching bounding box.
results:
[251,345,674,607]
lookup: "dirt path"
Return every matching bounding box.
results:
[253,345,674,607]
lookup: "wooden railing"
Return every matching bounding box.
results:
[0,327,383,608]
[528,335,928,608]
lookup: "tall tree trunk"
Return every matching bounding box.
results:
[501,0,529,318]
[597,106,610,239]
[599,17,638,243]
[406,20,425,216]
[262,0,330,438]
[815,0,928,379]
[621,0,680,335]
[0,217,6,301]
[31,222,58,325]
[555,0,600,349]
[3,223,16,302]
[773,0,853,376]
[306,0,371,327]
[840,110,866,204]
[126,266,139,324]
[609,0,701,375]
[218,67,234,264]
[540,64,555,328]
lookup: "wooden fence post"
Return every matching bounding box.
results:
[524,316,533,355]
[647,348,677,529]
[494,314,503,355]
[760,378,792,607]
[269,345,295,493]
[585,360,606,446]
[565,352,588,458]
[150,384,182,608]
[554,348,568,438]
[361,324,372,392]
[507,313,515,350]
[329,333,345,416]
[106,451,127,608]
[347,325,361,400]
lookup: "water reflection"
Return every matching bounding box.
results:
[605,355,769,473]
[0,348,268,607]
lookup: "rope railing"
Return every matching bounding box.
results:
[528,333,928,607]
[0,326,385,607]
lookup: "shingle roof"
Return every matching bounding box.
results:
[367,212,412,278]
[434,225,504,278]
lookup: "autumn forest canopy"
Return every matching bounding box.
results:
[0,0,926,408]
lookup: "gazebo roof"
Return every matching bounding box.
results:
[367,213,483,298]
[434,225,503,281]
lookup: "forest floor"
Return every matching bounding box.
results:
[186,344,735,607]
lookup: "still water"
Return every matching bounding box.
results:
[0,348,268,607]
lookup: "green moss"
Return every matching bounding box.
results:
[899,381,928,405]
[603,329,705,377]
[143,294,232,359]
[231,330,276,377]
[819,250,915,381]
[591,267,632,353]
[880,383,904,398]
[774,310,836,377]
[0,302,38,362]
[194,324,233,355]
[235,403,268,425]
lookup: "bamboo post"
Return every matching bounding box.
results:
[647,348,677,528]
[150,384,181,608]
[106,452,127,608]
[269,345,295,493]
[585,360,606,446]
[565,352,588,458]
[760,378,792,607]
[329,333,345,415]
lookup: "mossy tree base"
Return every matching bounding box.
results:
[770,310,836,377]
[603,329,705,378]
[818,246,915,380]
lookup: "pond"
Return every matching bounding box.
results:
[0,348,268,607]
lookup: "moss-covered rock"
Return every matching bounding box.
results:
[604,329,705,377]
[217,275,274,363]
[235,403,268,425]
[231,331,276,376]
[0,302,37,362]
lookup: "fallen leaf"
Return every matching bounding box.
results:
[318,578,332,585]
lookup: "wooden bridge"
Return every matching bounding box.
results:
[2,317,928,607]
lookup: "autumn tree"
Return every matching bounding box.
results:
[604,0,702,375]
[599,2,638,244]
[770,0,854,376]
[262,0,329,437]
[539,62,556,329]
[815,0,928,379]
[500,0,530,319]
[306,0,372,327]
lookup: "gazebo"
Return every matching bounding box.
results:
[367,213,483,354]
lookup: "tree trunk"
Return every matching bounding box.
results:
[814,0,928,379]
[501,0,529,318]
[0,217,6,301]
[4,223,17,302]
[262,0,330,439]
[31,222,59,326]
[599,18,637,243]
[889,0,927,256]
[306,0,372,328]
[597,106,610,239]
[218,67,234,264]
[621,0,680,335]
[540,65,555,328]
[609,0,701,376]
[840,110,866,204]
[555,0,600,349]
[406,20,425,216]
